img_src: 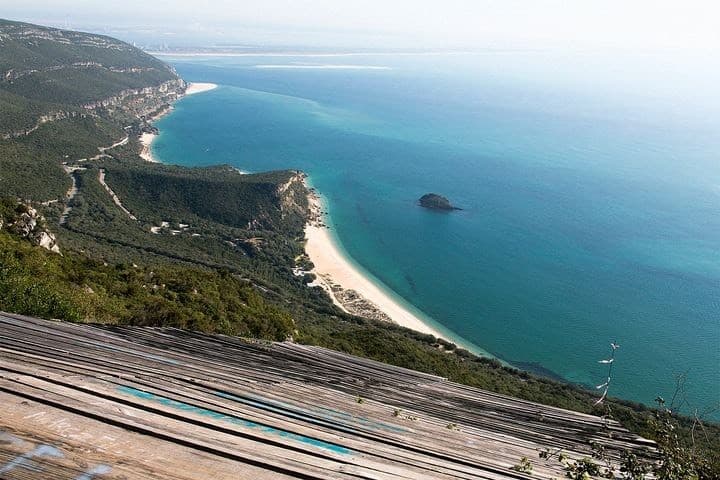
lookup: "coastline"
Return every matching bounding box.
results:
[143,80,488,357]
[185,82,218,95]
[304,186,483,353]
[139,82,218,163]
[139,132,159,163]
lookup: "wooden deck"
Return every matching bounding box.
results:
[0,313,653,479]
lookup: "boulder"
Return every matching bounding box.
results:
[418,193,461,211]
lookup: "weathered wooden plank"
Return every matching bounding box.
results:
[0,313,654,479]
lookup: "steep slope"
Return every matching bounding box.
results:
[0,18,307,242]
[0,18,181,135]
[0,18,187,201]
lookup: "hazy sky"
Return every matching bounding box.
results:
[2,0,719,50]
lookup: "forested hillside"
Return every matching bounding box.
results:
[0,18,716,474]
[0,18,178,133]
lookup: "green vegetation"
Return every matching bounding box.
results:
[0,18,181,201]
[511,456,533,474]
[0,115,123,200]
[0,89,68,133]
[103,161,307,231]
[5,199,719,469]
[0,19,171,74]
[537,404,719,479]
[0,230,293,340]
[0,18,176,132]
[0,17,717,475]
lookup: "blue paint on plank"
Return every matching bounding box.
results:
[74,464,112,479]
[0,431,23,445]
[117,386,351,455]
[0,444,63,474]
[215,391,406,433]
[96,344,180,365]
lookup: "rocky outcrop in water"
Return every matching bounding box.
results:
[418,193,461,211]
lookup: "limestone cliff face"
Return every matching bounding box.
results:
[2,204,61,254]
[1,110,81,139]
[0,18,185,139]
[3,62,160,83]
[1,79,186,140]
[81,78,187,117]
[275,171,310,221]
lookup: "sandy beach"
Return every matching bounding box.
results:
[139,132,159,163]
[304,193,449,341]
[139,82,218,163]
[185,82,218,95]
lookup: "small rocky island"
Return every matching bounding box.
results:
[418,193,461,211]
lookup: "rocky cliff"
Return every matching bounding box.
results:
[0,17,184,138]
[0,202,60,253]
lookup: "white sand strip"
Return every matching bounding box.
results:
[305,224,448,340]
[185,82,218,95]
[304,190,491,357]
[139,132,158,163]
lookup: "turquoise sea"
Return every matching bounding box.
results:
[152,51,719,415]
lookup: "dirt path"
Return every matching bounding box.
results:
[98,168,137,220]
[59,165,86,225]
[58,135,132,225]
